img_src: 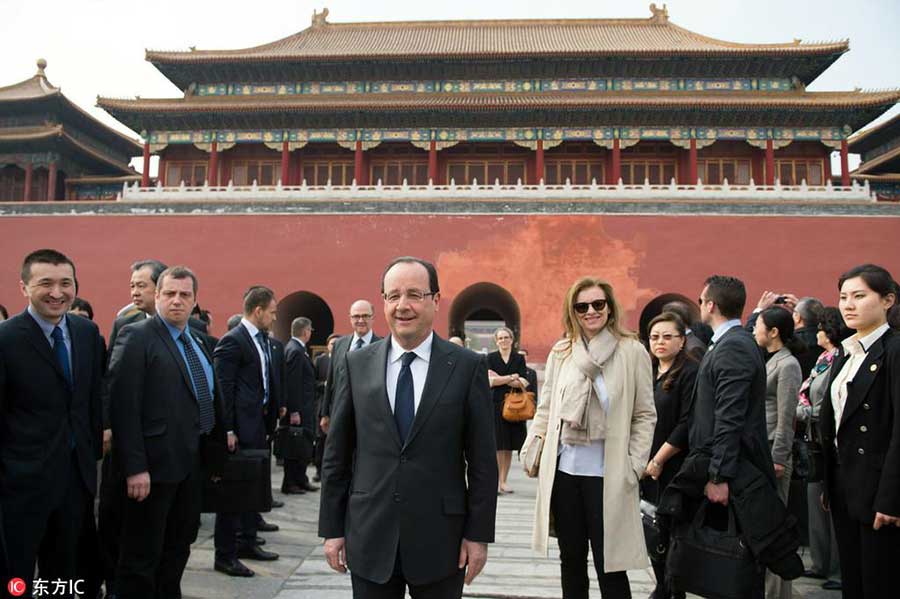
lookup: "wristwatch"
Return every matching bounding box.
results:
[710,474,727,485]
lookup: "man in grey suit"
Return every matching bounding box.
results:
[319,257,498,599]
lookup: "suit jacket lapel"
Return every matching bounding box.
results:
[405,335,456,448]
[152,317,196,397]
[237,324,264,383]
[19,311,68,384]
[371,339,402,448]
[839,336,886,428]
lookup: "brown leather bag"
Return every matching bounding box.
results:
[502,388,536,422]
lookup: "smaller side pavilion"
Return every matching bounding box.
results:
[850,112,900,200]
[0,59,141,201]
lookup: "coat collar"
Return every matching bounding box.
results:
[150,315,196,397]
[839,329,892,427]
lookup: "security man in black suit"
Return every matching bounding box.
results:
[282,316,319,494]
[690,275,773,598]
[213,286,283,577]
[0,249,105,597]
[320,257,498,599]
[312,334,338,481]
[106,266,226,599]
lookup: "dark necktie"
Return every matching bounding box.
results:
[51,326,72,388]
[256,331,272,405]
[180,332,215,434]
[355,338,364,351]
[394,352,416,444]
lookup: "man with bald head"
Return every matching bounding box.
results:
[319,299,381,434]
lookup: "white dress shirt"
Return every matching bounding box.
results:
[831,322,890,436]
[349,330,374,351]
[241,318,269,399]
[558,373,610,477]
[386,332,432,415]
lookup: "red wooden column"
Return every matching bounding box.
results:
[535,139,545,184]
[141,142,150,187]
[47,161,57,201]
[296,152,304,185]
[840,139,850,187]
[428,140,438,184]
[354,141,364,184]
[611,138,622,184]
[208,141,219,186]
[688,138,698,184]
[765,139,775,186]
[23,162,33,201]
[280,141,290,185]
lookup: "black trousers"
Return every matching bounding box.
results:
[830,465,900,599]
[1,450,90,599]
[350,568,464,599]
[281,457,309,488]
[115,459,201,599]
[550,470,631,599]
[97,452,124,593]
[214,511,258,559]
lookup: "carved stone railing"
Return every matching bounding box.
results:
[120,178,875,202]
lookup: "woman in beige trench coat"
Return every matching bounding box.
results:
[522,276,656,598]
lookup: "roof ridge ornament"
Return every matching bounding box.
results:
[312,7,329,28]
[36,58,47,78]
[649,3,669,24]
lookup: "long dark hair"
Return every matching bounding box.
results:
[649,312,692,392]
[759,307,806,356]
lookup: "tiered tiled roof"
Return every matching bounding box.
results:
[144,6,849,88]
[1,59,141,177]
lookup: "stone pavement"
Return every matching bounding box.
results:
[180,463,841,599]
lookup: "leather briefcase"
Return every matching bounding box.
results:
[667,501,760,599]
[502,388,536,422]
[201,448,273,514]
[276,426,315,463]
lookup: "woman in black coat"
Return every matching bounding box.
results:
[487,327,530,494]
[820,264,900,599]
[641,311,698,599]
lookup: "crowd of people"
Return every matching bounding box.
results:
[1,249,898,599]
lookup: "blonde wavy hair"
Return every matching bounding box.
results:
[560,277,636,347]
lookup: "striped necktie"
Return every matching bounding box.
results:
[180,332,215,434]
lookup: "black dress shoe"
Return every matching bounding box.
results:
[214,558,255,577]
[300,481,319,492]
[237,545,279,561]
[822,580,842,591]
[804,569,826,579]
[270,500,285,509]
[257,520,279,532]
[282,485,306,495]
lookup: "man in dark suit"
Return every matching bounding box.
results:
[692,275,774,494]
[0,249,105,596]
[319,299,381,434]
[320,257,498,599]
[99,258,168,597]
[690,275,774,597]
[282,316,319,494]
[106,265,225,599]
[213,286,282,577]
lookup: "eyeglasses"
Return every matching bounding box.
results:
[649,333,683,342]
[573,299,608,314]
[383,290,436,304]
[350,314,373,320]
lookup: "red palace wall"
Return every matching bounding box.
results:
[1,213,898,360]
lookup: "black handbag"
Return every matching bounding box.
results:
[804,419,825,483]
[641,499,669,563]
[667,501,761,599]
[276,426,315,463]
[201,448,273,514]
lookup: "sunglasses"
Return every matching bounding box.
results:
[573,299,608,314]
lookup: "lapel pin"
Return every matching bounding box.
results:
[870,364,877,372]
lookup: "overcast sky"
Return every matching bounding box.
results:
[3,0,898,172]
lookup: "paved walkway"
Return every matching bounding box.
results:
[180,463,840,599]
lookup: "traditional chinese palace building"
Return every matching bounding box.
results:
[2,6,899,358]
[0,60,140,201]
[849,113,900,201]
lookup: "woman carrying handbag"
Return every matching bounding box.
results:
[522,276,656,599]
